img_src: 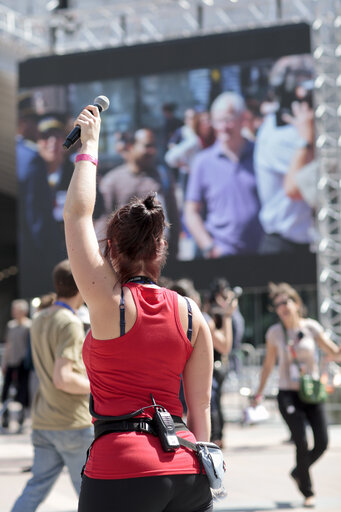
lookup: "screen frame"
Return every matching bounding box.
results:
[19,23,311,87]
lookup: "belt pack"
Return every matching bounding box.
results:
[84,394,226,497]
[90,393,187,452]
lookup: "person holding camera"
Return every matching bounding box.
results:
[204,278,243,447]
[254,55,316,254]
[282,100,317,210]
[253,282,340,508]
[63,104,214,511]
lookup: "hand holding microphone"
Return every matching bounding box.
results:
[63,95,110,150]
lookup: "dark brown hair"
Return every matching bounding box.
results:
[53,259,79,298]
[268,281,306,317]
[104,193,168,283]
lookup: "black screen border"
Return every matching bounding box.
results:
[19,23,311,87]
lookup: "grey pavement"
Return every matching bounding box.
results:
[0,396,340,512]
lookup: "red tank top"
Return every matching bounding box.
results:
[83,284,201,479]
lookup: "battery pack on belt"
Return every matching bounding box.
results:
[151,394,180,452]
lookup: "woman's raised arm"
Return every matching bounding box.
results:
[63,105,117,309]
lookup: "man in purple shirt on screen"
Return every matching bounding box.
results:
[184,92,263,258]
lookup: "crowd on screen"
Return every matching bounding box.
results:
[16,54,317,286]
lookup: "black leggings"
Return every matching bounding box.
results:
[78,473,213,512]
[211,370,226,442]
[1,363,30,407]
[277,390,328,498]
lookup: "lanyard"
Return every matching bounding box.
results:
[281,324,304,366]
[125,276,156,285]
[54,300,75,315]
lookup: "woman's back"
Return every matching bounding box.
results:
[64,106,214,511]
[83,283,202,480]
[84,283,193,418]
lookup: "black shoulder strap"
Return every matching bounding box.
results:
[120,288,125,336]
[184,296,193,342]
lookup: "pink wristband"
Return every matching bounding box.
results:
[75,153,98,166]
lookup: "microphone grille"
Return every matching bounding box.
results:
[232,286,243,298]
[94,95,110,112]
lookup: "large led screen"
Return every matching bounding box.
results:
[18,23,316,297]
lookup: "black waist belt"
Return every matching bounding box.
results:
[94,415,186,441]
[81,416,191,476]
[82,415,192,476]
[82,394,200,477]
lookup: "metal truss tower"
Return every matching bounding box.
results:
[311,0,341,343]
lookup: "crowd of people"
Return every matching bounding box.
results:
[2,266,341,511]
[2,44,339,512]
[1,88,340,511]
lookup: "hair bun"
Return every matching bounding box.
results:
[143,193,156,211]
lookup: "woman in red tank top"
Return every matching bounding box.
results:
[64,105,214,512]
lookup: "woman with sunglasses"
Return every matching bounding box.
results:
[63,104,214,512]
[253,282,339,508]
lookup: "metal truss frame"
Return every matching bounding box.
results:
[311,0,341,343]
[0,0,317,56]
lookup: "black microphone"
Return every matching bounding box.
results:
[62,95,110,149]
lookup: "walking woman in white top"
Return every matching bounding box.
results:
[254,282,340,508]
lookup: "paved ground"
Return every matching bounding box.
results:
[1,396,340,512]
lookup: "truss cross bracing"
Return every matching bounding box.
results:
[312,0,341,343]
[0,0,317,56]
